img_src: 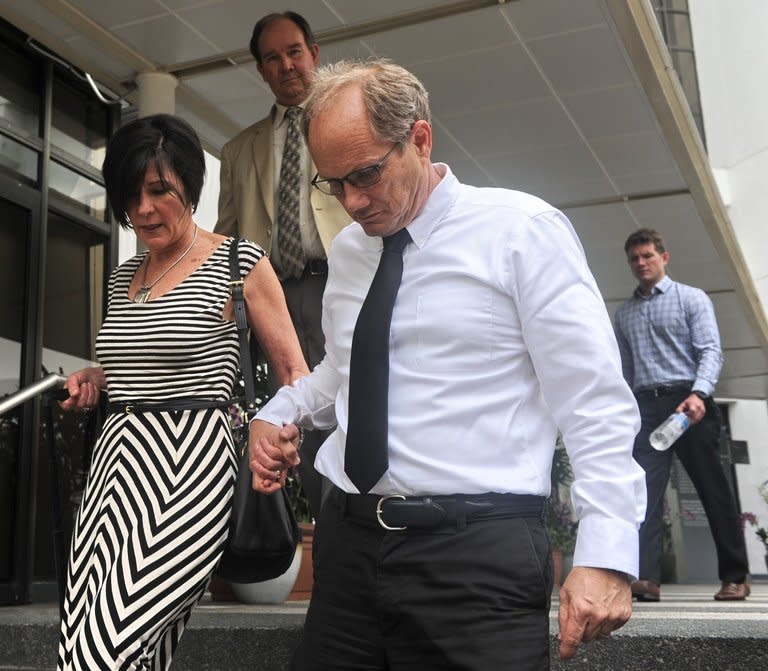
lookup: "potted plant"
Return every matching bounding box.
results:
[546,441,577,586]
[740,480,768,572]
[545,499,577,586]
[286,472,315,601]
[740,512,768,571]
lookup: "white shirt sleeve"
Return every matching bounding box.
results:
[507,209,645,577]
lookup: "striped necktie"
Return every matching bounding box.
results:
[276,106,306,279]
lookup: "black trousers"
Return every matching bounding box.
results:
[291,490,553,671]
[633,390,748,585]
[269,271,330,519]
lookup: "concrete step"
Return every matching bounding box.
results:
[2,584,767,670]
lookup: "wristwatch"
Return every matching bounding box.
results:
[692,390,709,401]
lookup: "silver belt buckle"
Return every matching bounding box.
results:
[376,494,407,531]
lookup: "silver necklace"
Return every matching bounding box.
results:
[134,226,198,303]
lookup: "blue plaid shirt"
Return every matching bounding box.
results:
[613,275,723,396]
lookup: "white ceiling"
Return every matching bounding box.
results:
[3,0,767,398]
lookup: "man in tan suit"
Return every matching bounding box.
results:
[216,11,348,517]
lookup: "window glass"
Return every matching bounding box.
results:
[51,76,109,171]
[0,133,37,184]
[43,212,106,362]
[0,197,29,582]
[0,41,40,137]
[49,161,106,219]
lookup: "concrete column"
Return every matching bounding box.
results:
[132,72,179,255]
[135,72,178,117]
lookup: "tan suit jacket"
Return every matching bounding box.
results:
[215,111,349,253]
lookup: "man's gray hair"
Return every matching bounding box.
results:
[302,59,431,144]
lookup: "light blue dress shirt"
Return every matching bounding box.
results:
[613,274,723,397]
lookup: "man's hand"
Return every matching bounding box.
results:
[248,419,302,493]
[676,393,706,424]
[557,566,632,660]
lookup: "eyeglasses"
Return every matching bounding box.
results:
[311,143,399,196]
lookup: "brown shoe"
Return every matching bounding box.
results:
[713,582,750,601]
[631,579,660,602]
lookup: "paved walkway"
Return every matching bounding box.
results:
[2,583,766,670]
[553,582,768,638]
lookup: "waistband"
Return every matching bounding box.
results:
[280,258,328,282]
[107,399,231,415]
[635,383,693,398]
[330,487,546,532]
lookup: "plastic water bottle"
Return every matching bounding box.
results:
[649,412,690,451]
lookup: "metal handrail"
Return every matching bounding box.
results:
[0,373,68,416]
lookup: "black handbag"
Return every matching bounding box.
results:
[216,238,300,583]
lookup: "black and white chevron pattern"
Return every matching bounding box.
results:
[57,238,263,670]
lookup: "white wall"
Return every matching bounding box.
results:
[727,399,768,575]
[689,1,768,576]
[197,150,221,233]
[690,0,768,314]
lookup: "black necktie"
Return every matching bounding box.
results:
[345,227,412,493]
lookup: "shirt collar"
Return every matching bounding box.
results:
[273,102,304,128]
[404,163,457,248]
[634,274,672,299]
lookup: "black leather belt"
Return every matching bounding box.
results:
[107,399,230,415]
[302,259,328,277]
[332,488,545,531]
[635,384,692,398]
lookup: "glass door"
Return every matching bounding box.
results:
[0,197,31,602]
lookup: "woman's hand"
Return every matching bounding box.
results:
[60,367,105,412]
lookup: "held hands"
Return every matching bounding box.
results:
[248,419,302,494]
[676,393,706,425]
[557,566,632,660]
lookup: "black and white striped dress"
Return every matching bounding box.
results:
[57,238,264,670]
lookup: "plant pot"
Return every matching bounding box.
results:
[288,522,314,601]
[230,544,302,604]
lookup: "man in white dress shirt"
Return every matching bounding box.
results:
[249,60,646,670]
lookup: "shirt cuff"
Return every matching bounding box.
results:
[251,391,300,427]
[571,515,640,580]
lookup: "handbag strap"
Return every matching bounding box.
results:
[228,238,257,419]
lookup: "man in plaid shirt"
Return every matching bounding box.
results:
[614,228,749,602]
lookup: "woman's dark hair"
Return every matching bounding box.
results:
[249,11,315,64]
[102,114,205,229]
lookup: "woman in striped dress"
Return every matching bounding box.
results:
[56,114,308,670]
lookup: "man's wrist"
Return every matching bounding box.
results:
[692,390,709,401]
[604,568,633,584]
